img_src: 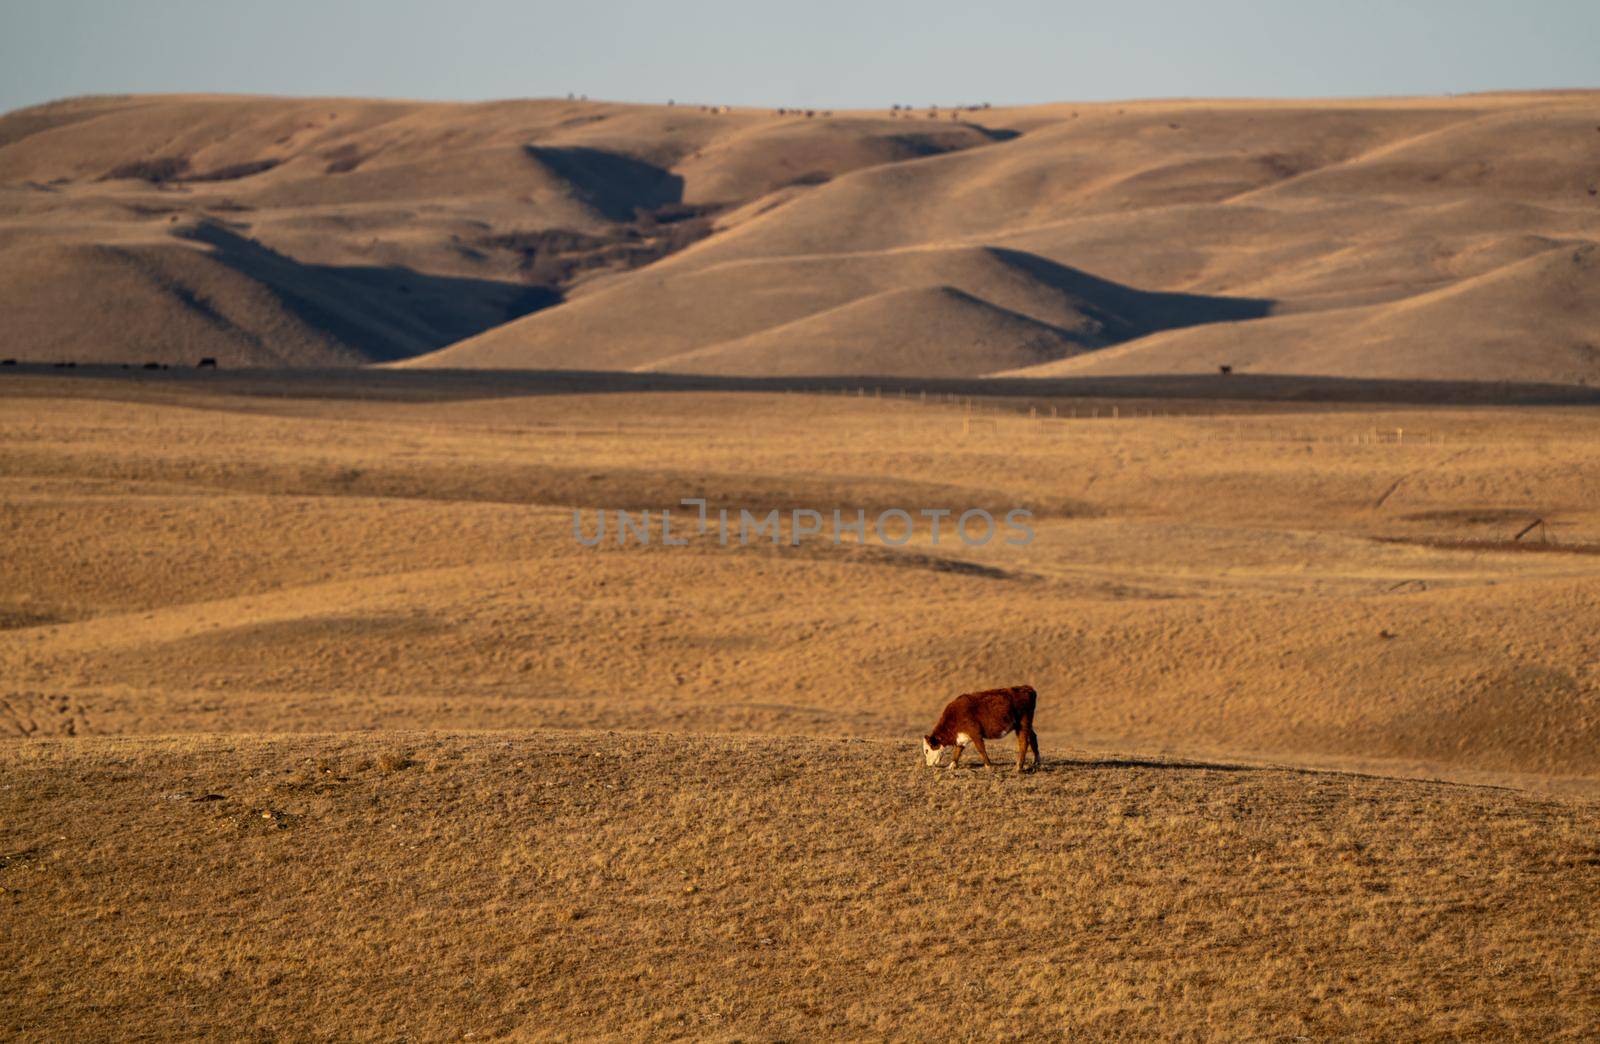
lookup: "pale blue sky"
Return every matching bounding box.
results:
[2,0,1596,115]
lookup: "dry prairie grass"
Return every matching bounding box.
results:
[4,375,1600,782]
[3,732,1598,1041]
[4,373,1600,1039]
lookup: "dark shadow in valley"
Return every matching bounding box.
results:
[961,124,1022,143]
[523,145,685,221]
[178,222,561,362]
[987,246,1274,345]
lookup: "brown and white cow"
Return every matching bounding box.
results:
[922,685,1040,771]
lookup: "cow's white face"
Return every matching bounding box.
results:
[923,737,943,767]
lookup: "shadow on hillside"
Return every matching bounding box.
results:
[180,222,560,362]
[962,124,1022,143]
[989,247,1273,343]
[524,145,685,221]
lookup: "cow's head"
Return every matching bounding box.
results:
[922,735,944,767]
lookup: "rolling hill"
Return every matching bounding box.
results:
[1,91,1598,379]
[1004,242,1600,382]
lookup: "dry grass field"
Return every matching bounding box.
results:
[5,732,1598,1041]
[3,371,1600,1039]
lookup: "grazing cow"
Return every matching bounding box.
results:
[923,685,1040,771]
[197,357,218,368]
[1218,364,1233,375]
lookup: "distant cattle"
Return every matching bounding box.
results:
[197,357,218,368]
[142,362,161,370]
[1219,364,1233,375]
[923,685,1039,771]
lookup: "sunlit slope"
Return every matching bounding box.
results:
[6,92,1599,377]
[640,285,1088,376]
[0,94,995,365]
[413,243,1269,373]
[411,92,1600,381]
[1006,242,1600,381]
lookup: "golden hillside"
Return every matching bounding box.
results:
[0,94,993,366]
[3,92,1598,378]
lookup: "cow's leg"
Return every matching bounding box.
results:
[1018,714,1039,770]
[1013,713,1034,771]
[970,735,993,770]
[948,744,963,770]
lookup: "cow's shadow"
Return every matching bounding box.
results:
[1046,756,1253,774]
[940,755,1519,793]
[941,755,1252,776]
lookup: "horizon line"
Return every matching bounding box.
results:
[8,84,1600,119]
